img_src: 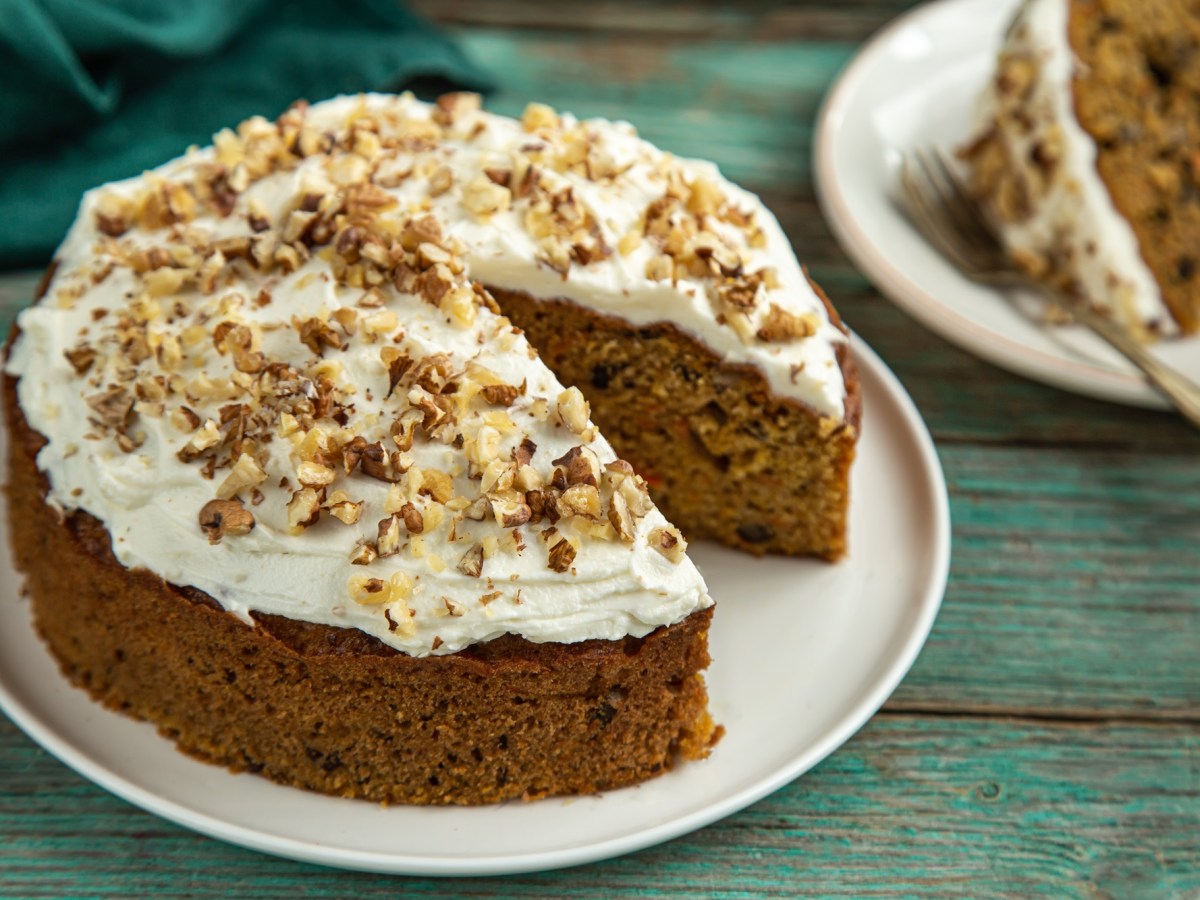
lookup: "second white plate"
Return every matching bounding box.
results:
[0,335,948,876]
[815,0,1199,409]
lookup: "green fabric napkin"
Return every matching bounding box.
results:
[0,0,492,270]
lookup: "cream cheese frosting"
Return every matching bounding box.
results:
[8,92,847,656]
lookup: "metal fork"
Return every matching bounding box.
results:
[899,147,1200,427]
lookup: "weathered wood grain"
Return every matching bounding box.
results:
[1,714,1195,898]
[895,442,1200,718]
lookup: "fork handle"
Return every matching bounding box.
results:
[1039,285,1200,426]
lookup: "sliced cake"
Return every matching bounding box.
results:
[4,93,859,804]
[962,0,1200,340]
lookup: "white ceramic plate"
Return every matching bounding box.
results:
[0,335,949,876]
[815,0,1199,409]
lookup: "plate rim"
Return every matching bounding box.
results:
[813,0,1170,410]
[0,333,950,877]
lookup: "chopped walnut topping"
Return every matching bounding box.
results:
[429,165,453,197]
[217,453,268,500]
[644,254,674,282]
[756,303,818,343]
[95,192,135,237]
[377,514,403,557]
[559,483,601,519]
[328,497,364,525]
[85,387,133,431]
[687,177,726,216]
[553,445,601,486]
[458,543,485,577]
[536,236,572,276]
[462,497,491,521]
[546,536,576,573]
[296,460,337,488]
[349,576,388,604]
[360,441,398,482]
[491,495,532,528]
[296,317,344,355]
[434,92,482,125]
[286,487,323,532]
[556,387,589,434]
[421,468,455,503]
[399,501,424,534]
[349,540,378,565]
[522,102,559,133]
[198,498,255,544]
[400,214,444,249]
[381,347,414,398]
[513,436,537,467]
[462,175,512,218]
[64,345,98,375]
[514,464,543,491]
[649,525,687,563]
[607,490,635,542]
[177,419,221,462]
[481,383,520,406]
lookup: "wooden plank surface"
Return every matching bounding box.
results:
[2,714,1197,898]
[2,0,1198,896]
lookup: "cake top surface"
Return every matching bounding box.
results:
[7,92,848,655]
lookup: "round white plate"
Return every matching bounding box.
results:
[0,335,949,876]
[815,0,1199,410]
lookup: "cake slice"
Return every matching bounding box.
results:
[962,0,1200,340]
[4,93,859,804]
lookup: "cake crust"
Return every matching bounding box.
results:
[5,374,718,806]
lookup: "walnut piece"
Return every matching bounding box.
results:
[377,514,403,557]
[198,498,255,544]
[286,488,323,532]
[556,387,590,434]
[399,502,424,534]
[64,345,98,375]
[649,525,687,563]
[458,543,485,577]
[756,303,818,343]
[546,536,576,573]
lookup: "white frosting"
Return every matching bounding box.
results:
[10,253,710,656]
[980,0,1175,337]
[306,95,847,415]
[6,93,848,657]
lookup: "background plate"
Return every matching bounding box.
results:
[0,335,948,876]
[815,0,1199,409]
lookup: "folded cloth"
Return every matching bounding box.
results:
[0,0,491,270]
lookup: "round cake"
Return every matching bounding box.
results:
[962,0,1200,341]
[4,93,859,804]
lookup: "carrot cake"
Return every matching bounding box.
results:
[962,0,1200,340]
[4,93,859,804]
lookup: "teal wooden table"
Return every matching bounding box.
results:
[2,2,1198,896]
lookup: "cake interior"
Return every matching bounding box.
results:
[1070,0,1200,334]
[493,288,858,560]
